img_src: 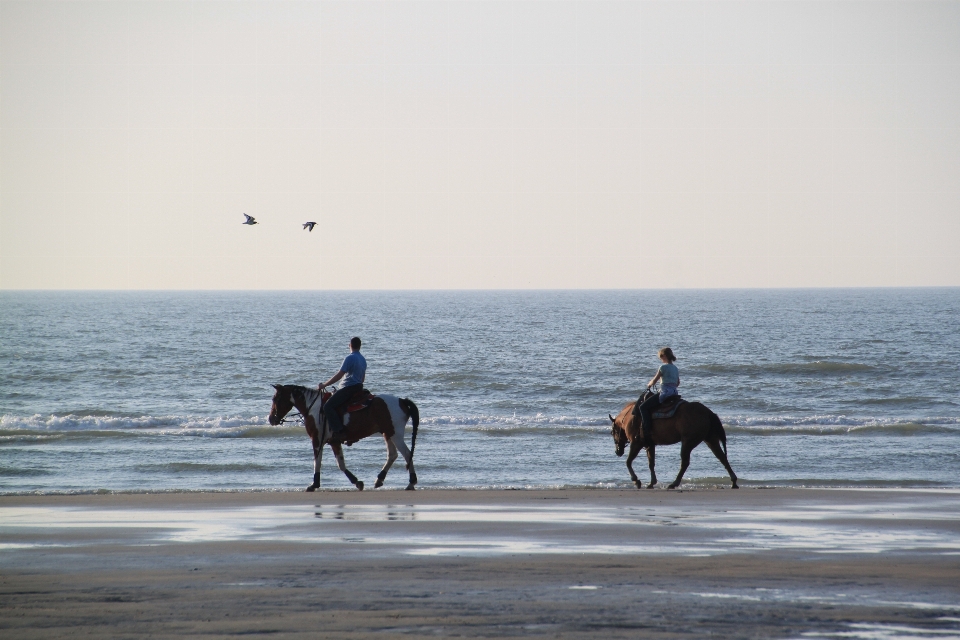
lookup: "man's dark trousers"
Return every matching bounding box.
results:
[324,384,362,435]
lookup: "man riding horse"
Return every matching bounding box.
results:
[319,336,366,438]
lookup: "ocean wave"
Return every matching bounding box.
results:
[0,466,52,477]
[0,414,301,439]
[425,413,960,436]
[423,414,610,427]
[722,415,960,436]
[722,478,958,489]
[0,413,262,430]
[132,462,275,473]
[2,412,958,440]
[725,423,959,436]
[691,361,879,375]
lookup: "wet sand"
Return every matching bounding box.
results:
[3,488,960,638]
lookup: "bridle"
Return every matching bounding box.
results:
[274,386,324,426]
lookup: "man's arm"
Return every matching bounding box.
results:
[320,370,345,389]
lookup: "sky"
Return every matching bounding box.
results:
[0,0,958,290]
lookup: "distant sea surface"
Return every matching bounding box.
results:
[1,290,958,493]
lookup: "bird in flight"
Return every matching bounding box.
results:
[242,214,257,225]
[303,222,317,232]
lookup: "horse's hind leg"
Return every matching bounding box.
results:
[393,436,417,490]
[705,439,739,489]
[668,440,698,489]
[375,436,398,489]
[331,443,364,491]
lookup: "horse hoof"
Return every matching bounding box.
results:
[633,480,642,489]
[405,484,416,491]
[356,481,364,491]
[374,479,384,489]
[305,485,317,492]
[647,483,657,489]
[732,483,739,489]
[668,483,679,490]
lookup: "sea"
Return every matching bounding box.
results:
[1,289,958,494]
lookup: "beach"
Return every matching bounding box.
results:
[3,488,960,638]
[3,292,959,636]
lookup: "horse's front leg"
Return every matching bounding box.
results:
[306,440,322,492]
[331,442,364,491]
[668,440,698,489]
[375,436,398,489]
[304,417,322,492]
[625,440,644,488]
[646,445,658,488]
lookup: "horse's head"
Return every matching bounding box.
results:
[269,384,295,426]
[610,413,627,457]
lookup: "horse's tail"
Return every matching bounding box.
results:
[708,409,727,457]
[399,398,419,467]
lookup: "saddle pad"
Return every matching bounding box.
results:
[652,398,686,420]
[344,398,373,414]
[342,389,374,416]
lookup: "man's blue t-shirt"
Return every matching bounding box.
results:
[339,352,366,388]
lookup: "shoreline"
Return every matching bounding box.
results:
[3,481,960,499]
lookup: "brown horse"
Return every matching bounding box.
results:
[269,384,419,491]
[609,394,738,489]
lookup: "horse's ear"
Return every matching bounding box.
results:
[609,414,617,424]
[272,384,281,391]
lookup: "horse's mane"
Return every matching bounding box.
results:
[285,384,311,393]
[278,384,320,401]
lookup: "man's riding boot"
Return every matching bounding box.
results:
[327,413,344,438]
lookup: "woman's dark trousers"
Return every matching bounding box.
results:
[634,393,661,445]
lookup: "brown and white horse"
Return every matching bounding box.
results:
[269,384,419,491]
[609,394,738,490]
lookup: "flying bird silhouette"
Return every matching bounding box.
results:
[242,214,257,225]
[303,222,317,232]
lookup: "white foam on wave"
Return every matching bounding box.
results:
[1,412,958,439]
[424,414,609,427]
[0,413,300,438]
[1,413,261,430]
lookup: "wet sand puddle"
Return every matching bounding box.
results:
[3,497,960,557]
[796,622,960,639]
[644,589,960,639]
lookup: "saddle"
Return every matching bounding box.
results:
[343,388,375,416]
[320,388,375,420]
[651,395,686,420]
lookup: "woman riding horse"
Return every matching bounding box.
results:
[633,347,680,443]
[611,347,738,489]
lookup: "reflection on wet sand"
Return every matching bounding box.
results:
[4,492,960,557]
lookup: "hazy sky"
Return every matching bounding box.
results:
[1,0,958,289]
